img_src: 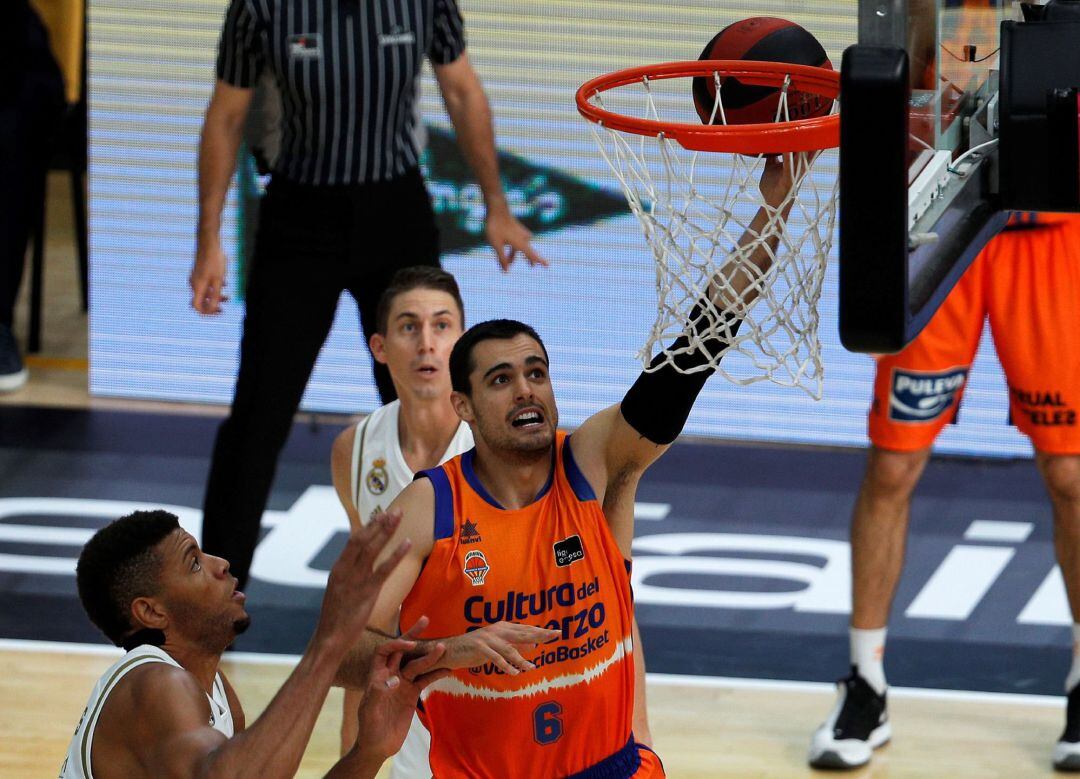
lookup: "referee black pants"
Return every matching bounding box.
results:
[202,169,440,587]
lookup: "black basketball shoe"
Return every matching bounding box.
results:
[1055,684,1080,771]
[808,665,891,769]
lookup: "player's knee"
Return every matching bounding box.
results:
[1038,453,1080,507]
[863,447,929,501]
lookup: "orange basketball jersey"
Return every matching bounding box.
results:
[400,432,648,778]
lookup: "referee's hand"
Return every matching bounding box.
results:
[485,209,548,272]
[190,240,230,315]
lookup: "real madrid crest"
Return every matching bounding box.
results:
[366,458,388,495]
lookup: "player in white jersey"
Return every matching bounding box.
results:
[329,267,655,774]
[60,508,448,779]
[331,267,473,774]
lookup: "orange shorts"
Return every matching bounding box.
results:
[869,213,1080,454]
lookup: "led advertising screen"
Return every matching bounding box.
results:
[88,0,1033,457]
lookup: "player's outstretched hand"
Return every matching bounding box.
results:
[485,208,548,272]
[758,151,812,210]
[352,639,451,761]
[442,621,562,674]
[315,510,412,650]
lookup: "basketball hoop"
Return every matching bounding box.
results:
[577,60,840,398]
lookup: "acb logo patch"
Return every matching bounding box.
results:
[463,550,490,586]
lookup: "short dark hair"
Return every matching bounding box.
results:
[76,510,180,646]
[375,266,465,334]
[449,319,549,395]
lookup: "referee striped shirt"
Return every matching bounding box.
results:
[216,0,466,185]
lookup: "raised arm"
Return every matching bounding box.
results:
[571,156,799,535]
[717,153,801,311]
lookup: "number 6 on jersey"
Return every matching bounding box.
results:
[533,701,563,745]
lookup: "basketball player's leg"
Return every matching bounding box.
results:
[202,187,349,587]
[809,254,987,769]
[1039,454,1080,619]
[1037,449,1080,771]
[850,445,931,631]
[985,215,1080,767]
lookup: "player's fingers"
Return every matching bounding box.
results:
[481,645,519,676]
[503,624,562,644]
[386,650,405,675]
[367,507,404,542]
[349,510,402,567]
[369,538,412,584]
[399,616,430,641]
[494,641,536,672]
[378,637,417,659]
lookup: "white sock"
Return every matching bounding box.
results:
[1066,624,1080,694]
[850,627,888,696]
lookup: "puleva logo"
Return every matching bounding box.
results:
[463,550,490,586]
[889,367,968,422]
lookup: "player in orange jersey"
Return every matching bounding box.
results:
[809,213,1080,770]
[332,157,797,777]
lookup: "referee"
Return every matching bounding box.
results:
[192,0,544,589]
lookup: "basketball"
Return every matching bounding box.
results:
[692,17,833,125]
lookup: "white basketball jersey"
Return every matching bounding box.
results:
[350,400,473,523]
[59,645,234,779]
[349,400,472,779]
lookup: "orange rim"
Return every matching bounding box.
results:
[576,60,840,154]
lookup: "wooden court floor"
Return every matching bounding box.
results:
[0,642,1070,778]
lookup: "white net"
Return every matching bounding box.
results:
[586,70,839,398]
